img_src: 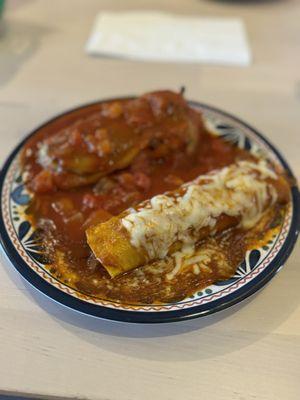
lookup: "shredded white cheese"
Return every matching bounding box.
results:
[166,244,195,280]
[166,246,215,280]
[121,160,278,264]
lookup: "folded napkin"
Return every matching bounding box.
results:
[86,11,251,66]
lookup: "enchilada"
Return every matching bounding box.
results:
[86,160,289,278]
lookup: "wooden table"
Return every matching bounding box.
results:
[0,1,299,399]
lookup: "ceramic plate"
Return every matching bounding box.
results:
[0,99,299,323]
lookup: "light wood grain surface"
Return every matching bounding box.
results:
[0,1,299,399]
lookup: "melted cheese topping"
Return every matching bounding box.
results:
[166,244,213,280]
[121,160,278,263]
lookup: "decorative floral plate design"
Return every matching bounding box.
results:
[0,100,299,323]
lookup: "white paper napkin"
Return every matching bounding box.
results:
[86,11,251,66]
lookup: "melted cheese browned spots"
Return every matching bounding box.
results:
[121,160,278,265]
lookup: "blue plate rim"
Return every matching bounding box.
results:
[0,98,299,323]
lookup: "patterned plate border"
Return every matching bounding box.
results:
[0,99,299,323]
